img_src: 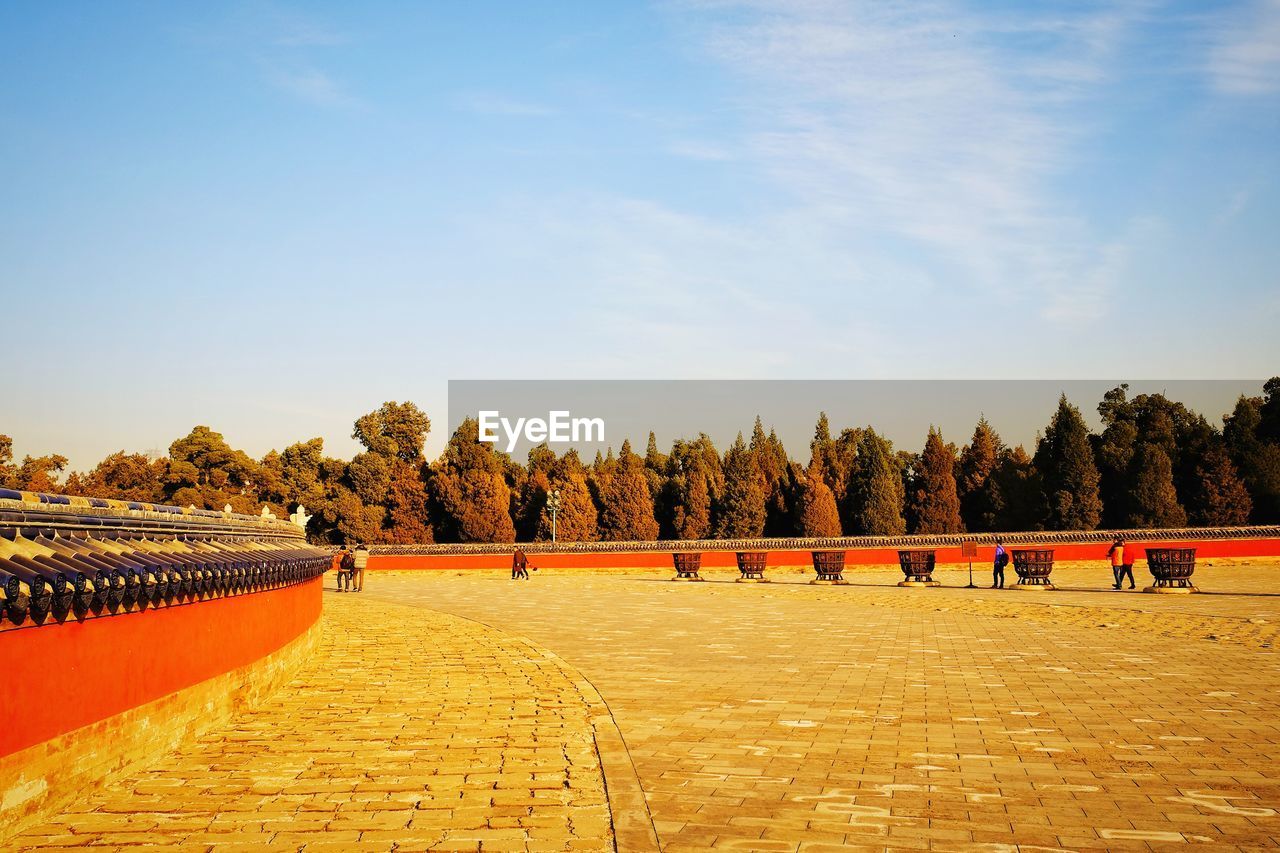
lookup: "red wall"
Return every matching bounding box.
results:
[369,537,1280,573]
[0,578,322,758]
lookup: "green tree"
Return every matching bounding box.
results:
[716,432,767,539]
[846,428,906,536]
[536,450,598,541]
[1260,377,1280,444]
[990,445,1040,531]
[957,417,1004,532]
[597,440,659,541]
[1225,389,1280,522]
[385,460,434,543]
[1033,395,1102,530]
[346,452,392,507]
[1126,443,1187,528]
[332,487,385,545]
[809,413,859,497]
[1,450,69,493]
[1096,384,1216,525]
[1095,385,1139,526]
[263,439,350,543]
[67,451,165,502]
[908,427,963,534]
[167,426,257,489]
[1188,445,1252,527]
[429,418,516,543]
[281,439,328,503]
[795,460,841,537]
[662,435,722,540]
[352,401,431,462]
[514,444,557,541]
[665,451,712,540]
[588,446,618,514]
[751,418,792,536]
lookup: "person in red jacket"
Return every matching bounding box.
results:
[1107,538,1125,589]
[1119,544,1138,590]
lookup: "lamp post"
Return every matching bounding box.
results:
[547,488,563,544]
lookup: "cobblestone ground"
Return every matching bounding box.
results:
[365,561,1280,851]
[12,596,615,852]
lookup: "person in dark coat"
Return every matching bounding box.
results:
[992,539,1008,589]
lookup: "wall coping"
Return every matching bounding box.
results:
[0,491,303,539]
[0,498,329,631]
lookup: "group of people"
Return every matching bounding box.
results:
[990,536,1139,590]
[333,543,369,592]
[511,549,536,580]
[1107,537,1137,589]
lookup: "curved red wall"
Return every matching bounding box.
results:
[0,577,322,759]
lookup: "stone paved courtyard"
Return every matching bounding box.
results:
[15,560,1280,851]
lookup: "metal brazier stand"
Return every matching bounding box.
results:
[810,550,846,585]
[897,549,939,587]
[737,551,770,583]
[1144,547,1198,593]
[1010,548,1055,590]
[671,551,703,582]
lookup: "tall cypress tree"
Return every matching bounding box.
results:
[796,461,842,536]
[957,417,1004,532]
[598,440,659,541]
[991,445,1039,531]
[1034,395,1102,531]
[1224,392,1280,522]
[385,460,434,543]
[751,418,792,536]
[847,428,906,536]
[670,455,712,540]
[1126,442,1187,528]
[428,417,516,543]
[643,431,667,524]
[1188,446,1252,527]
[513,444,557,540]
[1095,385,1138,526]
[716,433,767,538]
[810,412,834,483]
[536,450,598,541]
[665,434,724,537]
[909,428,963,533]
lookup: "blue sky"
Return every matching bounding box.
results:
[2,0,1278,470]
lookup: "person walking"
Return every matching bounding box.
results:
[1107,537,1125,590]
[337,548,353,592]
[330,547,346,591]
[1117,543,1137,590]
[992,539,1008,589]
[512,549,529,580]
[352,543,369,592]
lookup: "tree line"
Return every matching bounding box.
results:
[3,380,1279,544]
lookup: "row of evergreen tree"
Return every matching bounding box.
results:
[3,380,1278,544]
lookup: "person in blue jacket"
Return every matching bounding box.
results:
[992,539,1009,589]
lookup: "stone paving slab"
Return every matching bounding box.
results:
[11,594,616,852]
[368,563,1280,851]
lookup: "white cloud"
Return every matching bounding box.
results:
[1207,0,1280,95]
[667,139,736,161]
[455,92,556,117]
[670,0,1150,323]
[267,66,360,109]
